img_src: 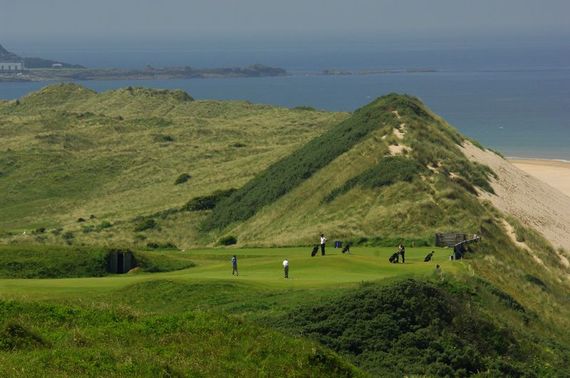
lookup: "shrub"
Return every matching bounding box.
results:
[82,225,95,234]
[174,173,191,185]
[524,274,548,290]
[182,189,237,212]
[96,221,113,231]
[292,105,316,111]
[77,217,86,223]
[153,134,175,143]
[218,235,237,246]
[230,142,247,148]
[146,242,178,250]
[275,280,529,377]
[32,227,46,234]
[62,231,74,244]
[0,322,47,351]
[134,218,158,232]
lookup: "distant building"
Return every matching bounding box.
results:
[0,62,24,72]
[51,63,63,68]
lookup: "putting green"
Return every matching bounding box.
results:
[0,246,460,301]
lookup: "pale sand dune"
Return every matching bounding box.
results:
[509,159,570,198]
[461,142,570,254]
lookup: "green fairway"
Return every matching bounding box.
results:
[0,247,457,301]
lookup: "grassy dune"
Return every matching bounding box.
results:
[0,84,346,234]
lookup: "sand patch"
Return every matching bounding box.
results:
[501,219,548,267]
[393,124,406,140]
[388,144,408,155]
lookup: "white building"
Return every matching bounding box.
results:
[0,62,24,72]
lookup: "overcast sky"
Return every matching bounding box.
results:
[1,0,569,42]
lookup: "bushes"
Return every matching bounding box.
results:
[182,189,237,212]
[0,322,47,351]
[174,173,191,185]
[96,221,112,231]
[62,231,74,244]
[0,245,109,278]
[146,242,178,250]
[274,280,531,377]
[152,133,174,142]
[134,218,158,232]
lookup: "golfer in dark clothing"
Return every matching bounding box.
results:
[398,244,406,263]
[231,255,238,276]
[320,234,327,256]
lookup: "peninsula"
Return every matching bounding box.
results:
[0,43,287,82]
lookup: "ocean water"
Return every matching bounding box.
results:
[1,39,569,159]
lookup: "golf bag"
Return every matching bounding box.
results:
[311,245,319,257]
[389,252,399,263]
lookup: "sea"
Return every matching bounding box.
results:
[1,36,569,159]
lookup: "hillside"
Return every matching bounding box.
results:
[0,84,346,237]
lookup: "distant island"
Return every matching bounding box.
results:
[0,43,287,82]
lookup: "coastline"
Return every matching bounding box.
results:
[508,157,570,197]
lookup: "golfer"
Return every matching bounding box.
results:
[283,258,289,278]
[231,255,238,276]
[320,234,327,256]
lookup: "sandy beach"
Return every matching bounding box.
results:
[509,159,570,198]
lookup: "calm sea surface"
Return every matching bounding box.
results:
[1,40,569,159]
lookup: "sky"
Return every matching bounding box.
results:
[1,0,570,43]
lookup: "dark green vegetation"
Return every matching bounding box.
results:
[218,235,238,245]
[275,280,556,377]
[0,245,194,278]
[174,173,191,185]
[182,188,237,212]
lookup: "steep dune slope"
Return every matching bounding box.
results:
[462,142,570,256]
